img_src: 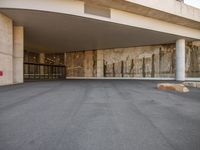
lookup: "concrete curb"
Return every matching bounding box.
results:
[183,82,200,88]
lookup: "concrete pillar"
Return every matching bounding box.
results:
[97,50,104,77]
[84,51,94,77]
[0,13,13,85]
[64,53,67,77]
[176,39,185,81]
[55,55,60,65]
[13,26,24,84]
[39,53,45,75]
[64,53,67,66]
[39,53,45,64]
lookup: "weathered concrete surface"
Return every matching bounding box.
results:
[0,13,24,85]
[82,0,200,29]
[96,50,104,77]
[65,42,200,78]
[102,45,175,78]
[157,83,189,92]
[13,26,24,84]
[0,80,200,150]
[66,51,97,77]
[0,13,13,85]
[84,50,96,77]
[65,51,85,77]
[186,41,200,77]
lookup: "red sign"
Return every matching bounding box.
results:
[0,71,3,76]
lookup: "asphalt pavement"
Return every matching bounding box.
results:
[0,80,200,150]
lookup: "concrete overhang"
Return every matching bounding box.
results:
[81,0,200,30]
[0,0,200,53]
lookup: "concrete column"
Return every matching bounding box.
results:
[84,51,94,77]
[97,50,104,77]
[55,56,60,65]
[39,53,45,64]
[64,53,67,78]
[0,13,13,86]
[13,26,24,84]
[176,39,185,81]
[39,53,45,75]
[64,53,67,66]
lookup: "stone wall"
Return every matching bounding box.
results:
[102,45,175,78]
[186,42,200,77]
[65,42,200,78]
[65,51,97,77]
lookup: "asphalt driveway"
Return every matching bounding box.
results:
[0,80,200,150]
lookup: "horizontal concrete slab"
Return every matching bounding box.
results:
[0,9,198,53]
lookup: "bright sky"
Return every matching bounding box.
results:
[184,0,200,9]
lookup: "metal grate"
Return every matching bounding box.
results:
[24,63,66,80]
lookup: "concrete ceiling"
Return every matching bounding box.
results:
[0,9,190,53]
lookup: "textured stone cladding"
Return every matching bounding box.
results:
[103,45,175,78]
[186,42,200,77]
[65,42,200,78]
[66,51,97,77]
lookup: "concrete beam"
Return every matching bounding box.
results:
[0,0,200,40]
[82,0,200,29]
